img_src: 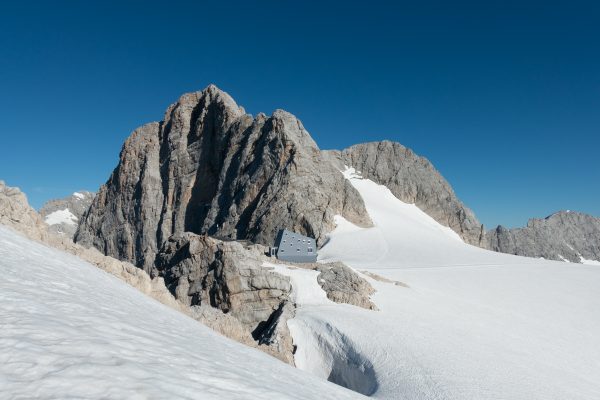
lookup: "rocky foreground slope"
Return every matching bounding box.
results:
[40,191,94,238]
[155,233,296,363]
[486,211,600,263]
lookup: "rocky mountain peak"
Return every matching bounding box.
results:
[163,85,245,137]
[76,85,372,270]
[324,140,485,246]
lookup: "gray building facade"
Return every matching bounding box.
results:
[271,229,317,263]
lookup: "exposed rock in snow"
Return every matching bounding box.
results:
[155,232,296,363]
[190,304,256,347]
[262,258,378,311]
[315,262,377,310]
[359,271,409,288]
[486,210,600,263]
[40,190,94,238]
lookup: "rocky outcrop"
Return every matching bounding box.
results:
[40,191,94,238]
[76,85,372,271]
[0,181,49,242]
[155,232,296,363]
[324,141,485,246]
[486,211,600,263]
[316,263,377,310]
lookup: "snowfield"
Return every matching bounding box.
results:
[282,167,600,399]
[43,208,78,226]
[0,225,364,400]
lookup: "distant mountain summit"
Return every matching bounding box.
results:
[486,210,600,264]
[40,191,94,238]
[325,141,485,246]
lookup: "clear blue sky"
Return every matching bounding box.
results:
[1,1,598,228]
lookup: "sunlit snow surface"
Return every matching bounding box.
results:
[579,256,600,266]
[289,167,600,399]
[0,226,364,400]
[44,208,78,226]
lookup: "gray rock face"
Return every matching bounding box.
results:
[324,141,485,246]
[39,191,94,238]
[316,262,377,310]
[486,211,600,263]
[154,232,295,362]
[76,85,372,271]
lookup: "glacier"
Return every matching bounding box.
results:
[279,167,600,399]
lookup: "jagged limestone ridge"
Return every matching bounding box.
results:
[75,84,372,271]
[486,210,600,263]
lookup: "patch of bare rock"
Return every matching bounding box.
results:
[315,262,378,310]
[360,270,410,288]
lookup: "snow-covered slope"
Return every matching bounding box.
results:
[285,167,600,399]
[0,225,364,400]
[43,208,78,226]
